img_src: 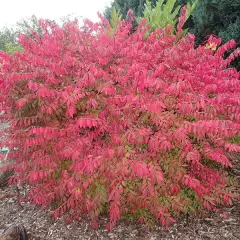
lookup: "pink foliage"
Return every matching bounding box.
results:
[0,12,239,230]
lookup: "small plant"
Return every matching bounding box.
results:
[140,0,198,35]
[108,7,122,36]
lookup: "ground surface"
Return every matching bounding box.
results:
[0,184,239,240]
[0,120,239,240]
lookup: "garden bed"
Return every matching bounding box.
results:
[0,185,239,240]
[0,118,240,239]
[0,154,239,240]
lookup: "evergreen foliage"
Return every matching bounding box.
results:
[190,0,240,45]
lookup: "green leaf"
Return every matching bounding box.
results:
[172,5,181,19]
[163,0,177,15]
[155,0,164,12]
[110,7,121,29]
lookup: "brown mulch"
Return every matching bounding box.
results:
[0,185,239,240]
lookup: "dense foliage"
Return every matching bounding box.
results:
[0,9,240,230]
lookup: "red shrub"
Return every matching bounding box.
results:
[0,12,240,230]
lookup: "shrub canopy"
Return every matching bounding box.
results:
[0,10,240,230]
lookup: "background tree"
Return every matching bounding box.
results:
[190,0,240,70]
[190,0,240,44]
[0,28,21,54]
[15,15,43,38]
[0,15,42,54]
[104,0,148,20]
